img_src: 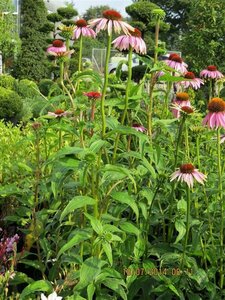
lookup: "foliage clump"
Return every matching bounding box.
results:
[13,0,50,81]
[0,87,23,122]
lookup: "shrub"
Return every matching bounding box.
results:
[17,79,40,98]
[0,87,23,123]
[38,79,61,96]
[0,74,17,90]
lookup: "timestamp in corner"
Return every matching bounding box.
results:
[123,267,193,276]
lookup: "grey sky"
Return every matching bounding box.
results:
[45,0,133,17]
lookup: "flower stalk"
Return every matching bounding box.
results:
[100,34,112,138]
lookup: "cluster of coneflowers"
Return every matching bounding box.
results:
[162,52,224,188]
[44,9,225,190]
[46,10,147,127]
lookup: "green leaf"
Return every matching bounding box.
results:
[10,272,33,285]
[72,70,103,87]
[101,278,127,300]
[89,140,108,153]
[57,229,92,258]
[168,284,180,297]
[134,237,146,259]
[101,164,137,193]
[60,196,96,222]
[102,242,113,265]
[87,283,95,300]
[20,280,52,299]
[119,222,140,236]
[111,192,139,220]
[84,213,104,235]
[174,220,186,244]
[75,257,105,290]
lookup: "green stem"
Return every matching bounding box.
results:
[101,34,112,138]
[78,35,83,73]
[217,127,224,289]
[121,46,133,124]
[59,61,75,112]
[168,116,186,242]
[180,185,191,270]
[113,46,133,162]
[147,17,160,141]
[185,123,190,161]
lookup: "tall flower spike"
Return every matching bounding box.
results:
[74,19,96,39]
[200,65,224,79]
[112,28,147,54]
[202,97,225,129]
[88,9,135,36]
[165,53,188,74]
[170,163,207,188]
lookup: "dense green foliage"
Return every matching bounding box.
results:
[0,0,21,72]
[1,2,225,299]
[13,0,50,81]
[133,0,225,71]
[0,86,22,122]
[126,1,169,52]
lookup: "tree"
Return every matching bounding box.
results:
[0,0,21,73]
[126,1,169,53]
[180,0,225,72]
[13,0,50,81]
[82,5,111,20]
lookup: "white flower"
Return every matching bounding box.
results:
[41,291,62,300]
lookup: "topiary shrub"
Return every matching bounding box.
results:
[17,79,40,98]
[0,74,18,90]
[0,87,23,123]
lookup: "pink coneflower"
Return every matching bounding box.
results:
[200,65,224,79]
[83,91,102,100]
[47,40,66,53]
[48,109,68,118]
[178,71,204,90]
[165,53,188,74]
[171,104,195,119]
[74,19,96,39]
[170,163,207,188]
[112,28,147,54]
[172,92,191,118]
[47,40,74,57]
[202,97,225,129]
[132,123,146,132]
[88,9,134,35]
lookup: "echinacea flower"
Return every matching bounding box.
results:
[171,103,195,119]
[132,123,146,132]
[112,28,147,54]
[172,92,191,118]
[74,19,96,39]
[47,40,74,58]
[47,40,66,54]
[58,24,75,39]
[202,97,225,129]
[83,91,102,100]
[165,53,188,74]
[48,109,68,118]
[88,9,134,36]
[170,163,207,188]
[41,291,62,300]
[178,71,204,90]
[200,65,224,79]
